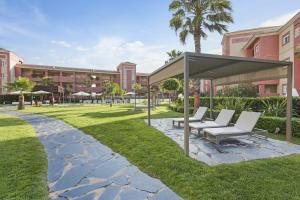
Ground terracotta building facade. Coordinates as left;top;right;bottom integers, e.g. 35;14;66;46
0;49;148;95
222;12;300;96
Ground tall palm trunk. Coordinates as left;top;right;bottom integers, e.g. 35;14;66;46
193;31;201;111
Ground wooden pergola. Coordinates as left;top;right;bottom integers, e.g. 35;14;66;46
147;52;293;156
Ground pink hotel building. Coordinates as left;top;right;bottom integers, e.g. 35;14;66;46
0;48;148;95
221;12;300;96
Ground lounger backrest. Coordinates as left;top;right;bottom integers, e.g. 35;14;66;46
234;111;261;132
194;107;208;120
215;109;235;126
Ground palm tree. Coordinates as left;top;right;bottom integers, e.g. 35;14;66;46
169;0;233;110
133;83;142;109
167;49;183;61
6;77;35;110
102;80;114;107
41;76;54;105
83;79;93;102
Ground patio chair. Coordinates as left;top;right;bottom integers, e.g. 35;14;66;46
189;109;235;134
203;111;262;144
172;107;208;127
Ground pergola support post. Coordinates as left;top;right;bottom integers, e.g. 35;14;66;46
286;63;293;142
210;80;214;119
147;77;151;126
184;53;190;156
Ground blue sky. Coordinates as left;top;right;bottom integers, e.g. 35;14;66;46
1;0;299;73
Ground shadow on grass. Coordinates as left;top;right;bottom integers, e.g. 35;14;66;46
79;109;144;119
0;117;27;127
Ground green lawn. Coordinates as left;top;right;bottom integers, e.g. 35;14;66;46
24;104;300;200
0;113;48;200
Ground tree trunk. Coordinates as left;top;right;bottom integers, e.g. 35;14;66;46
134;92;137;110
194;31;201;53
51;92;54;106
18;93;25;110
193;32;201;111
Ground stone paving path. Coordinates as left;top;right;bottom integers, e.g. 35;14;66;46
1;110;182;200
149;118;300;166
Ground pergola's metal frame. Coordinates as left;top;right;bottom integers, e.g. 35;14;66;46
147;52;293;156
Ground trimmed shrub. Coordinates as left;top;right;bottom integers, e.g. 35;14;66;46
169;105;300;136
176;96;300;117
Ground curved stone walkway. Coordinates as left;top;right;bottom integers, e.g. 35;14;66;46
2;110;182;200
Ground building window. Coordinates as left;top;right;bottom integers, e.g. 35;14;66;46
254;44;260;54
282;32;290;45
295;27;300;38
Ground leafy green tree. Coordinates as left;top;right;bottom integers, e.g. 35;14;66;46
169;0;233;110
41;76;53;86
83;79;93;103
6;77;35;110
41;76;55;105
223;83;258;97
65;84;73;102
133;83;142;109
162;78;180;106
102;80;115;107
167;49;182;61
83;79;92;93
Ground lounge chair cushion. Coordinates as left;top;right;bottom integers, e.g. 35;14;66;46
203;127;245;136
189;121;220;129
215;109;235;126
173;107;208;123
234;111;261;132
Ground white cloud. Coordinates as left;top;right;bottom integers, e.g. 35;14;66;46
0;22;34;37
89;37;167;72
51;40;71;48
30;6;47;24
44;37;168;73
75;46;89;52
205;48;222;55
260;10;300;27
48;49;56;56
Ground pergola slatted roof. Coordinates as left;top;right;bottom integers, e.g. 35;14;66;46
147;52;294;156
150;53;291;85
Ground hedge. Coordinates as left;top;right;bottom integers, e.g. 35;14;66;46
169;105;300;136
0;95;32;104
176;96;300;117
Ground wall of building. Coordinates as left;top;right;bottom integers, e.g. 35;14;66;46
0;51;9;95
252;35;279;60
13;64;148;95
221;14;300;96
294;17;300;94
222;33;253;56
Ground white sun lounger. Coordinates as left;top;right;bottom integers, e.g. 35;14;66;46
189;109;235;134
172;107;208;127
203;111;262;144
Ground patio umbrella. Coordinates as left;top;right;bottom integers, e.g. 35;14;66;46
72;91;90;96
125;92;135;96
9;91;31;95
32;90;50;95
